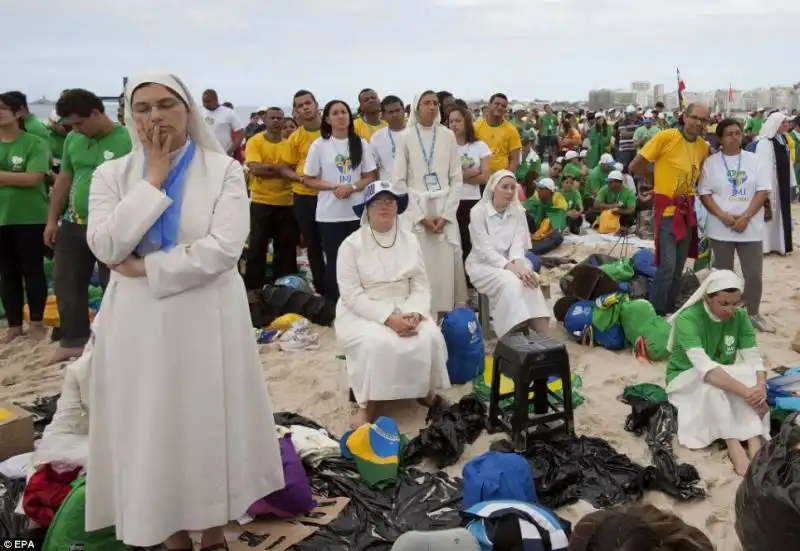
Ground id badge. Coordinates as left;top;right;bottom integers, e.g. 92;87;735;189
423;172;441;192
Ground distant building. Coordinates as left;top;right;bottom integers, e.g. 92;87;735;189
588;89;613;111
653;84;665;104
631;81;651;92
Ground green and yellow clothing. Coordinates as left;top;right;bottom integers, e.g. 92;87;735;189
0;132;50;226
744;116;764;135
586;126;612;168
283;126;321;196
666;302;756;384
585;166;608;200
61;125;132;224
474;119;523;174
244;133;293;206
562;162;584;184
354;118;387;143
22;114;49;141
632;125;660;153
562;187;583;212
515;150;542;184
538;113;558;137
523;191;568;232
595;184;636;209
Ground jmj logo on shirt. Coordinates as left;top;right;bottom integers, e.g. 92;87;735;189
10;156;24;171
726;169;749;201
460;153;475;169
335;154;353;185
103;150;115;161
724;334;736;356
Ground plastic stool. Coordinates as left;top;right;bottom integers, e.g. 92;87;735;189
487;331;575;451
477;294;495;339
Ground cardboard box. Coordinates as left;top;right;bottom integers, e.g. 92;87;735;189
0;402;34;462
296;497;350;526
227;520;317;551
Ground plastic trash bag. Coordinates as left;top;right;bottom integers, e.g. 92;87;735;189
735;415;800;551
0;473;27;538
403;395;487;469
249;286;336;328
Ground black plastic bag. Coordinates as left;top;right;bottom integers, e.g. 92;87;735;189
17;395;59;439
0;474;27;538
624;399;705;501
735;416;800;550
403;395;487;469
251;286;336;328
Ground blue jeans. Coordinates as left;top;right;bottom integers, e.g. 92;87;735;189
650;216;690;315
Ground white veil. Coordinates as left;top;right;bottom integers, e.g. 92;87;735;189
123;72;226;155
407;91;442;127
758;112;788;140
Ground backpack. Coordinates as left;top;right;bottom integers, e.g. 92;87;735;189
42;476;126;551
462;452;537;509
441;307;485;384
464;500;571;551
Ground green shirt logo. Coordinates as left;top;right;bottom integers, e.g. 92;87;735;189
10;156;24;171
103;150;115;161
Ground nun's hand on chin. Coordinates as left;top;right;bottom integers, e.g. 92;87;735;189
137;122;171;188
111;256;146;278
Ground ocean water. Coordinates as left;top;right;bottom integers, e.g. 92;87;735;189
29;103;264;125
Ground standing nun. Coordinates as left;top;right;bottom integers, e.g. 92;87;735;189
393;90;467;316
84;73;284;549
755;111;796;255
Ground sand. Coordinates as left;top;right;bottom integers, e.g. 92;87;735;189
2;226;799;550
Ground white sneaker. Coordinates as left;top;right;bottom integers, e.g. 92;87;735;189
278;320;320;351
749;314;776;334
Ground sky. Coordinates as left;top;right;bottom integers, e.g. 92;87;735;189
4;0;799;107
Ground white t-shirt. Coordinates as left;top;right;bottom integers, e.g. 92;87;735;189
371;127;403;181
202;106;243;152
458;140;491;200
304;136;377;222
697;150;770;242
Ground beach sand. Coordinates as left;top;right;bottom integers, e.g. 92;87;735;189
2;232;799;550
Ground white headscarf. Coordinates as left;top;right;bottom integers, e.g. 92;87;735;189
666;269;743;352
479;169;526;217
758;111;788;140
123;72;226;155
407;91;442;128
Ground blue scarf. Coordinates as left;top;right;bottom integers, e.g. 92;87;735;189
138;139;196;254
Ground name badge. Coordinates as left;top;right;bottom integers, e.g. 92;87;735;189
423;173;441;192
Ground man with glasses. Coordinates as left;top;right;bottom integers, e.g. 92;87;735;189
630;103;711;316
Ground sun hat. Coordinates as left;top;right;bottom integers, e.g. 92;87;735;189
352;179;409;218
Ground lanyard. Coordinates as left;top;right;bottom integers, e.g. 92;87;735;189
388;130;396;157
720;153;742;192
414;123;437;173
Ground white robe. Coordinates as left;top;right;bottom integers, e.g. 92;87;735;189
465;204;550;337
667;348;770;449
393;123;468;313
84;146;284;546
335;224;450;405
755;137;797;254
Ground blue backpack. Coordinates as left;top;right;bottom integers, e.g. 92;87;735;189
563;300;594;337
631;248;656;278
441;307;484;384
462;452;537;509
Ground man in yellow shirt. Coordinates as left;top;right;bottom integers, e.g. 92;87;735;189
244;107;298;290
630;102;710;315
280;90;325;295
354;88;387;142
474;93;522;176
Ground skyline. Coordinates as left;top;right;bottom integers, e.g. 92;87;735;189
6;0;799;105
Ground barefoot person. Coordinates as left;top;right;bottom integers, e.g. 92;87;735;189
84;72;283;549
0;92;51;342
666;269;769;476
335;180;449;426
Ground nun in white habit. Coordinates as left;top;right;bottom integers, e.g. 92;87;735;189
666;270;769;476
84;73;284;549
755;111;796;255
393;90;468;316
465;170;550;337
335;180;450;427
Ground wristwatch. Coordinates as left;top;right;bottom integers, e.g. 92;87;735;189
351;183;358;191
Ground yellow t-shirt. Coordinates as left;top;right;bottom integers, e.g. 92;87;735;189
354;118;387;142
474;119;523;174
284;126;322;196
639;129;709;217
244;134;293;207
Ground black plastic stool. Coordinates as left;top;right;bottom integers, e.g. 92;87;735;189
487;332;575;451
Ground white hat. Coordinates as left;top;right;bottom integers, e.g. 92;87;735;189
536;178;556;191
564;150;579;161
607;170;623;181
257;106;269;112
614;162;624;172
353;180;409;217
511;103;526;112
658;112;666;119
556;156;564;164
599;153;615;165
625;105;637;114
579;149;588;158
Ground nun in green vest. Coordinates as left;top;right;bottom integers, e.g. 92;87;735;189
665;270;769;476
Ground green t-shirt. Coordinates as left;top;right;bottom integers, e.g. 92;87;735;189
516;151;542;183
562;162;584;183
596;184;636;209
23;114;50;142
562;187;583;211
633;125;660;152
539;113;558;137
62;125;132;224
0;132;51;226
666;302;756;383
48;129;67;161
586;166;607;199
744;117;764;135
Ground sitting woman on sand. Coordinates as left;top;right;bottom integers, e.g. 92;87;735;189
84;72;284;550
666;269;770;476
335;180;450;427
568;504;713;551
466;170;550;337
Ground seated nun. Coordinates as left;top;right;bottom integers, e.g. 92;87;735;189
335;180;450;427
465;170;551;337
666;269;769;476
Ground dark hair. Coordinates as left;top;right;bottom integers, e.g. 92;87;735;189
447;105;477;144
320;100;363;168
56;88;104;118
454;98;469;109
436;91;453;103
0;92;27;130
380;95;403;112
489;93;508;104
265;106;283;114
283;117;297;125
4;91;28;111
358;88;375;102
655;101;665;109
293;89;317;108
222;101;234;109
715;118;743;140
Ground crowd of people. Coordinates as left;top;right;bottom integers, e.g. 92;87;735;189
0;76;796;548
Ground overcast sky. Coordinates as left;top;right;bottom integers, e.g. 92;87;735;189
5;0;797;106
